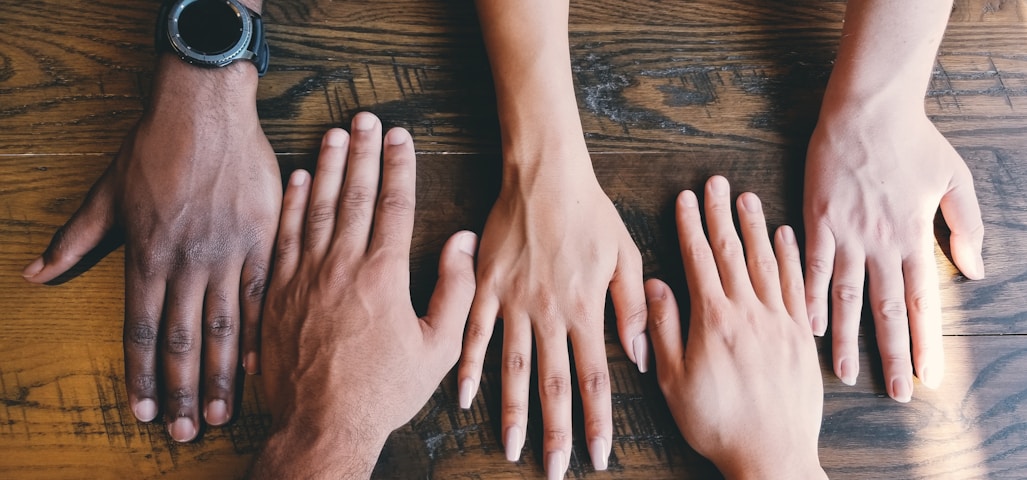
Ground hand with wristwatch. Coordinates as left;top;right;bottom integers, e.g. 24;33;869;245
23;0;280;443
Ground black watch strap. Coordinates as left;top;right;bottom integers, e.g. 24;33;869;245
155;0;270;77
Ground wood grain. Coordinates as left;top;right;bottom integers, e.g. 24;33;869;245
2;0;1027;478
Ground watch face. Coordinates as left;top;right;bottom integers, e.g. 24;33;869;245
168;0;254;67
178;0;242;55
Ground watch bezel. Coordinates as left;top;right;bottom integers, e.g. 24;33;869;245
166;0;255;68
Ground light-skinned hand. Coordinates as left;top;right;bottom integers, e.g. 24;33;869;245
647;176;826;480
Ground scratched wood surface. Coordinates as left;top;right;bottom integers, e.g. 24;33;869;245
1;0;1026;478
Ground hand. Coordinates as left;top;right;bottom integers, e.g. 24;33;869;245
804;107;984;401
646;176;825;480
457;147;647;476
250;114;478;479
21;57;281;440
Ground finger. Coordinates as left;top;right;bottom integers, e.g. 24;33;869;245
240;243;272;376
676;190;722;300
611;240;649;373
162;277;206;442
940;164;985;279
804;221;836;336
272;170;312;287
203;275;241;426
332;112;383;253
534;325;572;479
423;231;479;364
123;260;165;424
303;128;350;257
568;314;613;472
904;246;944;390
774;226;809;328
830;246;865;386
499;314;533;463
368;127;416;254
23;169;116;283
457;286;499;410
704;176;752;297
867;254;914;403
645;279;684;376
737;192;782;305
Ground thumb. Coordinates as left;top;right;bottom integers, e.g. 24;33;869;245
423;231;479;354
939;165;985;280
23;169;116;283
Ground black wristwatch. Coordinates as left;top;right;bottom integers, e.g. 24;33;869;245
155;0;270;76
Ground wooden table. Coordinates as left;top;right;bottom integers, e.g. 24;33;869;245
2;0;1026;478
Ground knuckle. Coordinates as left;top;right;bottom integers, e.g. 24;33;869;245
464;320;491;344
910;292;934;314
166;328;196;355
503;402;527;419
243;265;269;303
541;375;571;399
305;202;337;228
341;186;375;210
125;320;158;349
833;284;863;306
504;352;530;376
131;374;157;393
580;370;610;396
208;373;233;393
684;242;714;263
649;307;679;336
544;428;571;446
876;298;908;324
376;191;413;218
807;257;832;276
751;255;778;275
714;238;744;258
206;315;236;339
169;387;197;408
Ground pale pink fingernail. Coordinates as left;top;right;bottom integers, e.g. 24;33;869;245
708;175;729;195
679;190;697;208
168;417;197;442
458;378;475;410
457;232;478;257
589;437;609;471
22;257;44;278
779;226;796;245
244;352;259;375
891;376;912;403
386;127;410;145
838;358;857;386
290;169;308;186
352;112;377;132
133;399;157;422
741;193;761;212
632;333;649;373
546;450;567;480
205;399;229;426
504;425;523;462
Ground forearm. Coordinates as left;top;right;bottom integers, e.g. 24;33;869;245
475;0;589;177
823;0;951;114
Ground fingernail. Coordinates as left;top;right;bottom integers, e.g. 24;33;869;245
741;193;761;212
133;399;157;422
205;399;229;426
244;352;258;375
838;358;857;386
589;437;609;471
457;232;478;257
810;314;826;337
546;450;567;480
632;333;649;373
386;127;410;145
779;225;796;245
645;280;665;300
679;190;697;208
504;425;523;462
22;257;44;278
352;112;376;131
325;128;348;146
458;377;475;409
972;256;986;279
290;169;308;186
168;417;196;442
919;366;937;389
709;175;728;196
891;376;912;403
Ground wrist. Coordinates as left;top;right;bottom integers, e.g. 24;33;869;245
251;411;388;480
718;451;827;480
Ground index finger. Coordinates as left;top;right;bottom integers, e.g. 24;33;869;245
368;127;416;254
676;189;722;300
